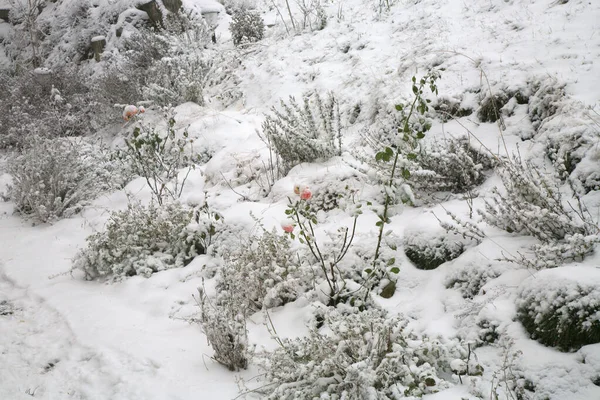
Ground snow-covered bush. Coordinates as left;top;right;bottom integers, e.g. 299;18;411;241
196;287;249;371
261;92;342;173
410;137;494;195
118;110;201;205
0;68;110;149
259;308;463;398
528;78;565;132
516;267;600;352
480;159;592;243
105;12;213;107
445;263;502;299
404;231;468;270
216;229;305;312
7;137;110;223
477;92;509;123
73;201;221;280
229;8;264;46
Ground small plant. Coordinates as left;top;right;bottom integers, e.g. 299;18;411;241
216;228;304;312
229;8;265;46
445;263;502;299
480;158;594;243
409;137;494;195
7;137;108;223
516;267;600;352
196;287;249;371
404;231;467;270
73;201;221;280
283;184;361;306
118;109;200;205
258;308;463;399
261;92;342;173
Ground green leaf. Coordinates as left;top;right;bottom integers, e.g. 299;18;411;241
390;267;400;274
407;153;417;160
387;258;396;266
401;168;411;179
375;221;383;227
285;209;293;215
416;132;425;139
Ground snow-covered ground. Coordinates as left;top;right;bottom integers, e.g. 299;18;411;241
1;0;600;399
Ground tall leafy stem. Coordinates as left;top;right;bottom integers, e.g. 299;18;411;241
364;71;440;298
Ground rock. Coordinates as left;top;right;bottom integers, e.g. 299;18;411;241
90;36;106;62
162;0;182;13
0;8;10;23
136;0;163;29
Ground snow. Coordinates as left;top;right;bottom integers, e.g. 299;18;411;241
1;0;600;398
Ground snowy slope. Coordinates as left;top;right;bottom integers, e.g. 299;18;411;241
1;0;600;399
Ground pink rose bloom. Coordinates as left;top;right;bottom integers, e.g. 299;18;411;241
300;188;312;200
281;221;294;233
123;105;139;121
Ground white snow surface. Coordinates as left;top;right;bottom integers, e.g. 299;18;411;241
1;0;600;399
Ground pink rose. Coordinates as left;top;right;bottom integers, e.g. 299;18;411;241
300;188;312;201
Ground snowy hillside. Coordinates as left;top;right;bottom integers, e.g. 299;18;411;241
1;0;600;399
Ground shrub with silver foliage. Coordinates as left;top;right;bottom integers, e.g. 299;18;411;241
197;287;249;371
73;201;220;280
229;8;265;46
259;308;463;399
216;229;305;312
7;137;115;223
261;92;342;173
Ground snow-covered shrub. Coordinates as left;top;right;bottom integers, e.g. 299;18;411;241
480;159;592;243
73;201;221;280
117;109;201;205
511;233;600;270
445;263;502;299
262;92;342;173
516;267;600;352
432;96;473;122
404;231;468;270
229;8;264;46
477;318;500;345
410;137;494;195
259;308;463;398
7;137;108;223
196;287;249;371
106;12;213;107
0;68;110;149
528;78;565;132
477;92;509;123
216;229;305;312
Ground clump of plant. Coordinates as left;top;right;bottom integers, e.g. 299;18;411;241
118;108;201;205
528;78;565;132
481;158;593;242
409;136;494;195
404;231;467;270
477;92;509;123
216;228;305;312
516;268;600;352
261;92;342;174
73;201;221;280
480;156;599;269
432;96;473;122
0;68;110;149
7;137;111;223
258;308;464;399
229;7;265;46
196;286;249;371
445;263;502;299
101;12;213;107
